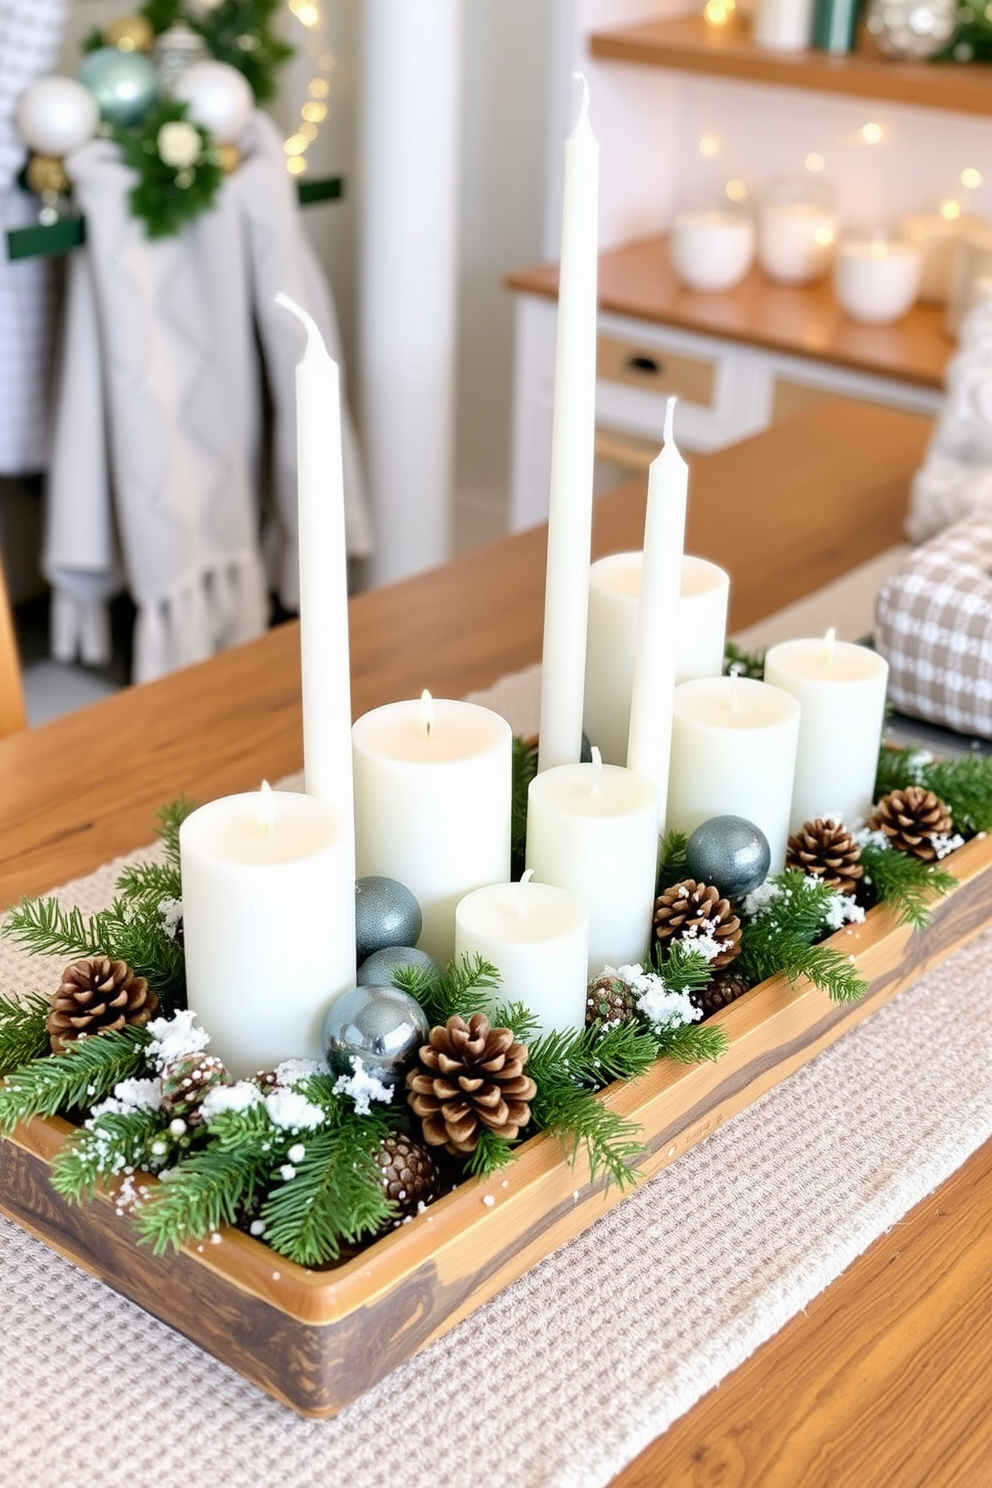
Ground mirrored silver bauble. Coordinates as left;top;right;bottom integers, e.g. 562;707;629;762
355;876;423;963
357;945;441;986
78;47;158;127
686;815;771;898
321;984;429;1084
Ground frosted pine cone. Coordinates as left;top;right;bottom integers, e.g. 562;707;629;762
653;880;741;968
868;787;954;862
786;818;864;895
407;1013;536;1156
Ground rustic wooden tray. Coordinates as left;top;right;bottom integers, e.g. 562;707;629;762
2;831;991;1418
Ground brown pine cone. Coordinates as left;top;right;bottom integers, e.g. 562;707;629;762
868;786;954;862
373;1131;442;1220
690;970;750;1020
585;973;635;1028
160;1053;230;1129
406;1012;537;1156
786;818;864;895
47;958;158;1054
653;880;741;968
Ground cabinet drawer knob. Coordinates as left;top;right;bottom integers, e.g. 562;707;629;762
626;353;663;376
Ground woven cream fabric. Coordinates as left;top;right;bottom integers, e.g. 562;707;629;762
2;677;992;1487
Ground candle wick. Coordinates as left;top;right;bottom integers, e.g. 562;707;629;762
590;744;603;796
572;70;590;117
729;662;744;711
823;626;836;664
663;394;676;446
517;868;534;917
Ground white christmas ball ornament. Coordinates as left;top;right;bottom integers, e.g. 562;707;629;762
173;61;252;145
16;76;99;156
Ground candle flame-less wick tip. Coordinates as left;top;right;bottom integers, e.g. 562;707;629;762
590;744;604;795
274;292;328;358
516;867;534;917
572;71;590;117
663;396;677;446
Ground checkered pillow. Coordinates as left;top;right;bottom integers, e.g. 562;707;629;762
875;510;992;739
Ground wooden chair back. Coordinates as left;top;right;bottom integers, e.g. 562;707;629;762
0;560;27;736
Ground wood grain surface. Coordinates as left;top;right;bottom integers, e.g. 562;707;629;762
506;234;952;390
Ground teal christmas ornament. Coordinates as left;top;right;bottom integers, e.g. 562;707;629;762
355;876;423;963
686;815;771;898
357;945;441;986
79;47;158;127
322;984;429;1085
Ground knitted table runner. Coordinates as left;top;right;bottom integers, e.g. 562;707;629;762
3;619;991;1487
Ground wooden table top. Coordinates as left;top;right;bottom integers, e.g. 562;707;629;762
506;233;953;391
3;398;988;1484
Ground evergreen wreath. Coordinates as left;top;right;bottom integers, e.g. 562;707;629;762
111;100;223;241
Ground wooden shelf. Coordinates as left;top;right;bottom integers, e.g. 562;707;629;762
505;233;952;390
588;15;992;117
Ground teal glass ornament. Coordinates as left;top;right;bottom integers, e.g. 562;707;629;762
686;815;771;899
79;48;158;127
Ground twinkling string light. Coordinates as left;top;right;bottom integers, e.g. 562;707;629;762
283;0;335;176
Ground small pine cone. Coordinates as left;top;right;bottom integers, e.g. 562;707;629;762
585;973;635;1028
406;1012;537;1157
786;818;864;895
48;957;158;1054
653;879;741;969
691;970;751;1020
160;1053;230;1129
868;786;954;862
373;1131;442;1220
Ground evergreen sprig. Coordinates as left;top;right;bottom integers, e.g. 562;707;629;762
650;940;717;1000
511;734;539;878
393;954;501;1028
657;830;690;893
859;839;957;930
0;991;51;1074
738;871;866;1002
0;1026;151;1135
113;101;222;241
51;1106;167;1203
723;640;765;680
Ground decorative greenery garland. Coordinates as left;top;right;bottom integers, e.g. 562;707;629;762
0;740;988;1268
112;100;223;241
138;0;294;104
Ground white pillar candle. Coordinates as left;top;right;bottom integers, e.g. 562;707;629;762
763;632;889;832
353;694;512;963
946;218;992;337
526;752;661;975
180;787;356;1078
898;212;962;305
584;553;730;767
753;0;815;49
670;208;755;293
274;295;354;835
833;238;922;325
455;874;589;1035
758;196;838;285
537;75;600;774
627;400;689;831
667;676;801;873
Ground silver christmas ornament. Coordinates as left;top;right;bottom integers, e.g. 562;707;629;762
321;984;429;1084
865;0;956;57
152;22;210;98
357;945;441;986
686;815;771;898
355;876;423;963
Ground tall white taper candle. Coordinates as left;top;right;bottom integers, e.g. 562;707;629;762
274;293;355;849
537;74;600;774
626;397;689;830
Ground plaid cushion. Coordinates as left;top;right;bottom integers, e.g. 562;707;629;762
875;509;992;739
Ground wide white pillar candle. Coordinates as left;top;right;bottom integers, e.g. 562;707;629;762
753;0;815;49
670;208;755;293
758;189;838;285
526;754;661;975
764;633;889;832
667;676;801;873
833;239;922;325
584;553;729;766
537;75;600;773
455;875;589;1036
274;294;354;831
180;788;356;1078
353;695;512;963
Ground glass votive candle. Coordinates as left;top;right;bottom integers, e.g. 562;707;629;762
833;236;922;324
670;202;755;293
757;178;839;285
898;210;964;305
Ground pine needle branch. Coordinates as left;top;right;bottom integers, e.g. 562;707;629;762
465;1127;519;1179
156;796;196;868
511;734;538;878
657;830;690;892
0;991;51;1074
394;954;501;1028
739;928;865;1002
651;1020;728;1063
2;896;105;961
860;840;957;929
649;940;716;996
51;1107;167;1203
0;1026;152;1134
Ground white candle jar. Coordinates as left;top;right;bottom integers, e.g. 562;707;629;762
753;0;815;49
666;676;801;873
670;206;755;293
525;761;661;976
764;637;889;832
833;237;922;325
898;212;963;305
584;553;730;766
758;179;839;286
353;697;512;964
180;789;356;1078
455;879;590;1035
946;218;992;338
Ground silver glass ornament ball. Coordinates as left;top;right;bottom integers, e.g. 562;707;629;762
78;47;158;127
355;876;423;963
357;945;441;986
686;815;771;898
322;984;429;1085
